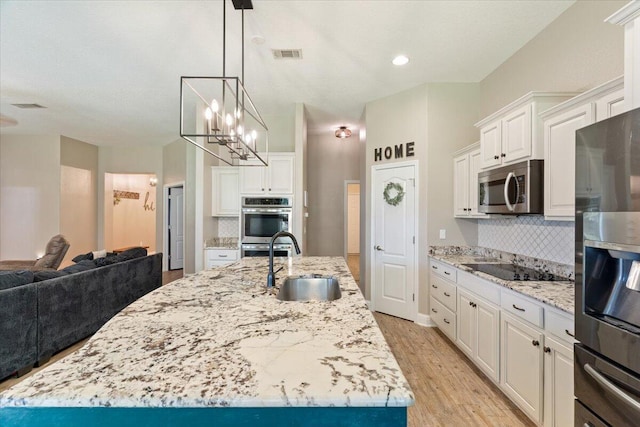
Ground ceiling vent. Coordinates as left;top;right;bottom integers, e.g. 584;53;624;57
272;49;303;60
11;103;47;109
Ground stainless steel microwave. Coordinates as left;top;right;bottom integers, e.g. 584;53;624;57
478;160;544;215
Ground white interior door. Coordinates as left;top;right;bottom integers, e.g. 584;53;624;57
372;163;416;320
347;189;360;254
169;186;184;270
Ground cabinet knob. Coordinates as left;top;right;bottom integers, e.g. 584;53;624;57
261;188;265;191
472;302;477;308
532;340;540;347
494;155;499;160
269;188;272;191
544;346;551;353
501;153;506;157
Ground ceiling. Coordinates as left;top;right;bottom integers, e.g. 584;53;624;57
0;0;574;147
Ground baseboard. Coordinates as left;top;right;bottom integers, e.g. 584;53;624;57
415;313;436;327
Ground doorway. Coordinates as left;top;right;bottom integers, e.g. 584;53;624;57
104;173;157;253
371;161;418;321
165;184;184;271
344;181;360;284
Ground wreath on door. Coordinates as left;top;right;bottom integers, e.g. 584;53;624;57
383;182;405;206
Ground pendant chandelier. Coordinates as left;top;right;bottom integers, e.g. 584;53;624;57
180;0;268;166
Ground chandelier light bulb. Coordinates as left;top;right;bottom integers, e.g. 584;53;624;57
211;99;219;112
235;108;242;120
245;133;252;144
251;129;257;140
205;107;213;120
226;113;233;126
237;125;243;135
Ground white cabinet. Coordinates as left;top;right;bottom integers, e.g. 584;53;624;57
204;248;239;269
457;288;500;382
476;92;577;170
501;312;544;424
239;153;295;195
429;259;457;341
211;167;239;216
453;143;486;218
540;77;624;220
543;336;574;427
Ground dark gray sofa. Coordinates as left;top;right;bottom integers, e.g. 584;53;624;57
0;251;162;380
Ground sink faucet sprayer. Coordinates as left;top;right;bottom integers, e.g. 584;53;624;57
267;231;301;288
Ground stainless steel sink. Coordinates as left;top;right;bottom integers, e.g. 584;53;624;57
277;274;342;301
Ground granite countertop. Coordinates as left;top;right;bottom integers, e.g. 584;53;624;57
204;237;239;249
0;257;414;409
430;253;574;315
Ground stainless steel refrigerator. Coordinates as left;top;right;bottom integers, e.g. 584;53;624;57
574;107;640;426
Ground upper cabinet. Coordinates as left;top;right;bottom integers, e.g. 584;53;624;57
239;152;295;195
453;143;486;218
540;77;624;220
476;93;578;170
211;166;239;216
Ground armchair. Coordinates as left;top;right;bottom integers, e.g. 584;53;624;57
0;234;70;271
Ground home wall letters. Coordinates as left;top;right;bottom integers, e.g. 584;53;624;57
374;142;415;162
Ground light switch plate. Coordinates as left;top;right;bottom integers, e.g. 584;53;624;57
439;229;446;239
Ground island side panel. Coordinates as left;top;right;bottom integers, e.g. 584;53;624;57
0;406;407;427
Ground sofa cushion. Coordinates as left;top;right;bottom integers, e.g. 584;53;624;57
71;252;94;263
114;247;148;263
93;254;119;268
61;260;96;275
0;270;35;290
33;270;69;282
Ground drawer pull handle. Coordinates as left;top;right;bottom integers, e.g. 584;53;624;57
444;271;451;276
512;304;526;312
444;292;451;297
218;255;228;258
432;284;438;289
544;346;551;353
532;340;540;347
432;266;438;270
443;319;450;324
431;308;438;314
565;329;575;338
584;363;640;413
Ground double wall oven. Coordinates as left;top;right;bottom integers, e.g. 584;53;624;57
574;108;640;427
240;196;292;257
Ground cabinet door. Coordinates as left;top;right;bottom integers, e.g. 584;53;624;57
475;300;500;383
267;154;294;194
239;165;266;194
480;120;502;169
502;104;532;164
212;167;239;216
595;89;625;122
543;336;574;427
453;154;470;217
544;103;594;218
456;290;475;358
468;149;485;217
501;313;544;424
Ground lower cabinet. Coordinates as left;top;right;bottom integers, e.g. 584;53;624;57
204;248;239;269
501;312;545;424
543;336;574;427
456;289;500;382
430;296;456;341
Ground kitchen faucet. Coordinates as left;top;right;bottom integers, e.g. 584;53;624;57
267;231;301;288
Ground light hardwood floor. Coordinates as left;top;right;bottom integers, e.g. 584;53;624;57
374;312;534;427
2;271;533;427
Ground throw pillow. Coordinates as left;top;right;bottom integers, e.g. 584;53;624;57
92;249;107;259
61;259;96;275
115;247;148;262
72;252;94;263
33;270;69;282
0;270;35;290
94;255;119;268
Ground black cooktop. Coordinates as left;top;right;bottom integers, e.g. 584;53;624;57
463;263;565;282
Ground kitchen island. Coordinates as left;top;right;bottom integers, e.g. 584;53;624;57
0;257;414;426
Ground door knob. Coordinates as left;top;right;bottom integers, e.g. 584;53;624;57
375;245;384;251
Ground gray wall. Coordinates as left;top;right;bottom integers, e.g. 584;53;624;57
479;0;626;117
307;132;360;256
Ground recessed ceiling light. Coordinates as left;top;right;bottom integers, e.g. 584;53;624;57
392;55;409;66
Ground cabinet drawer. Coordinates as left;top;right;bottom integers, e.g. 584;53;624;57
430;296;456;341
430;275;456;312
545;310;575;343
205;249;239;262
430;259;457;282
501;290;543;328
457;270;501;306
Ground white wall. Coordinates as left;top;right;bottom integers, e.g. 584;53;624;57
307;131;360;256
264;111;295;152
294;104;308;253
60;136;98;266
0;135;61;259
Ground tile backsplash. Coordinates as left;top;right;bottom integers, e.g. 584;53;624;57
218;217;239;238
478;216;574;265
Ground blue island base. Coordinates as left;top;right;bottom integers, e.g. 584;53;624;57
0;406;407;427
